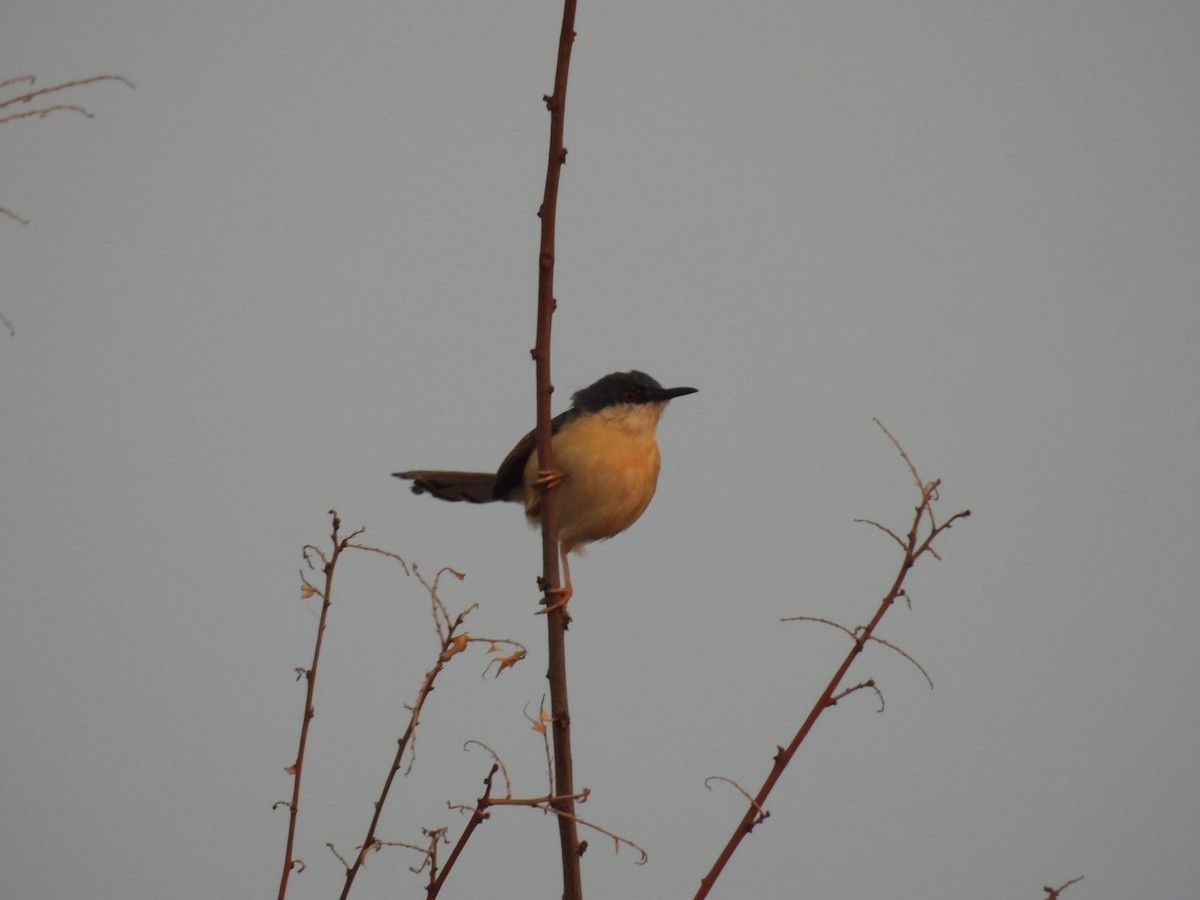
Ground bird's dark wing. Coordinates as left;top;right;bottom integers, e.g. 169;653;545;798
492;431;534;500
491;407;579;500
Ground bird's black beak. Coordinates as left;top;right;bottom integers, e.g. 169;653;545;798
658;386;698;401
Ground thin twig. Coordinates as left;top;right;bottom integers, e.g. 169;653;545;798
525;697;556;794
454;784;648;865
704;777;769;828
0;75;133;125
406;828;449;879
546;803;648;865
781;615;858;641
463;740;514;798
412;562;466;641
366;835;441;875
0;76;36;93
783;616;934;690
0;104;94;125
829;679;884;711
428;765;500;899
853;517;906;551
1043;875;1085;898
326;843;352;869
872;418;922;492
869;635;933;689
0;74;134;110
344;542;412;575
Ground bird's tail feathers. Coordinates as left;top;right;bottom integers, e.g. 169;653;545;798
394;471;502;504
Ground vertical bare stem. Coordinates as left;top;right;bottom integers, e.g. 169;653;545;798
534;2;582;897
278;512;349;899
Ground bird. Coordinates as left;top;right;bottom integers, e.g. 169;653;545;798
395;370;697;613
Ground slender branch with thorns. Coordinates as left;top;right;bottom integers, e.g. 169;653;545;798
277;512;361;900
427;766;500;898
530;2;584;897
695;424;969;898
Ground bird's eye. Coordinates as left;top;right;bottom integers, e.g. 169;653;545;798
622;389;637;403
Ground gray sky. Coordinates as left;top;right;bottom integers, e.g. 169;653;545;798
4;3;1199;898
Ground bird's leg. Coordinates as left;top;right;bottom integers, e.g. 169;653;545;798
538;545;573;620
533;468;570;617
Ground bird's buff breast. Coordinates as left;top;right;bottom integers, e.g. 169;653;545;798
522;405;663;552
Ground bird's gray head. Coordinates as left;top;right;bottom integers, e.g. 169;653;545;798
570;370;698;413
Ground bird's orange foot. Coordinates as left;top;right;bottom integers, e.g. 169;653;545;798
537;583;573;620
533;468;566;491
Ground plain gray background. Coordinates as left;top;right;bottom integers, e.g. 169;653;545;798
3;3;1198;898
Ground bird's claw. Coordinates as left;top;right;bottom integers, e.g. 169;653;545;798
537;583;573;620
533;468;565;491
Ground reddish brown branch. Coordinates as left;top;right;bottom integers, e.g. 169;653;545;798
427;765;500;899
0;104;92;124
1043;875;1085;898
278;511;359;899
695;430;969;898
0;75;134;124
532;2;583;898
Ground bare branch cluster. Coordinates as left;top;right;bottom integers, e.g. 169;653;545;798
0;74;134;228
276;512;526;900
0;74;134;125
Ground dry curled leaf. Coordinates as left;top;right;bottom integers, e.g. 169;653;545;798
439;633;469;662
492;649;526;675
